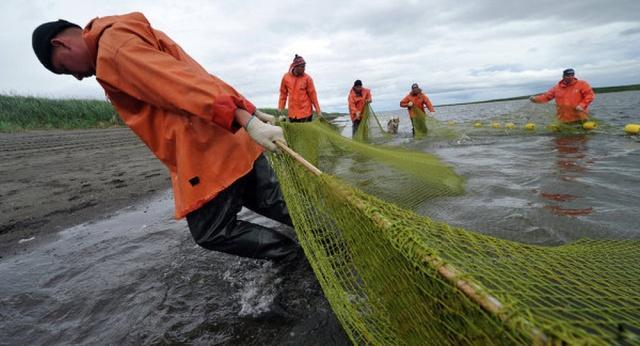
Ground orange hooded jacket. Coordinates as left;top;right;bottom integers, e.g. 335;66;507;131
533;78;595;123
348;87;372;121
82;12;263;219
278;72;321;119
400;92;435;118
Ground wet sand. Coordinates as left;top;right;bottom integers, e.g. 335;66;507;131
0;128;171;257
0;128;348;344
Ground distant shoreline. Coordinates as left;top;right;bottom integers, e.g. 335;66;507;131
437;83;640;108
2;83;638;131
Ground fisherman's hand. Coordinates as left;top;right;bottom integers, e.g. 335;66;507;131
275;108;287;123
355;111;361;119
245;116;286;152
529;96;536;102
254;110;276;125
407;101;414;107
575;105;585;112
315;111;324;119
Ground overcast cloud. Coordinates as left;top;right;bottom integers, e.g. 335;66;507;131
1;0;639;112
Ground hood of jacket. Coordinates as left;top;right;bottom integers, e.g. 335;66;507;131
82;12;151;65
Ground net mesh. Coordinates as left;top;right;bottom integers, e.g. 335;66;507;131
410;107;429;138
269;120;640;345
370;103;623;141
353;104;389;142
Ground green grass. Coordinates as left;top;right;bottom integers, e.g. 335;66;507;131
0;94;121;132
0;95;347;132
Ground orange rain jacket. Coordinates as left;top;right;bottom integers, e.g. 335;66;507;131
278;72;321;119
348;87;372;121
83;12;263;219
533;78;595;123
400;92;435;118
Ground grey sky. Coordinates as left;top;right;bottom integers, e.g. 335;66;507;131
1;0;639;112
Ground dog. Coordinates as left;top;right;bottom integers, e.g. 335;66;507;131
387;117;399;134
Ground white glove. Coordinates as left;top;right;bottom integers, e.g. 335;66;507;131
529;96;536;102
245;116;286;152
575;105;585;112
407;101;414;107
254;110;276;125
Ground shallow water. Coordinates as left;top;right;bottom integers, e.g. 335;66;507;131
0;192;347;345
1;91;637;345
341;90;640;245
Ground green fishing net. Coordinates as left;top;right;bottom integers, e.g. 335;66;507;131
353;104;388;142
268;120;640;345
410;107;429;138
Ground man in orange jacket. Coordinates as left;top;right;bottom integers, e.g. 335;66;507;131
278;55;321;122
400;83;435;135
32;13;300;261
348;80;372;136
529;68;595;123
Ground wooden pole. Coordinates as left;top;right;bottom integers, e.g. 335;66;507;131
274;139;322;176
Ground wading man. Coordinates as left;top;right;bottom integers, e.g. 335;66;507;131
348;80;372;137
278;54;322;122
529;68;595;123
32;12;300;261
400;83;435;136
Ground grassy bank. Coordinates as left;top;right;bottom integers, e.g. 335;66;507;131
259;108;344;120
0;94;121;132
593;84;640;93
0;96;345;132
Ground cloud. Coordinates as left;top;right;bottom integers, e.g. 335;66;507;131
619;27;640;36
1;0;639;112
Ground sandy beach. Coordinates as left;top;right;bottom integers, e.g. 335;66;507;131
0;127;171;256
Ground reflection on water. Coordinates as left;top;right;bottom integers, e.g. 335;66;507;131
540;135;593;217
541;135;593;217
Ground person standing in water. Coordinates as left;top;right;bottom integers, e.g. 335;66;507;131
400;83;435;136
348;80;372;136
529;68;595;123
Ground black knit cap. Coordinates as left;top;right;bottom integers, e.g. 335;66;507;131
563;68;575;76
353;79;362;87
32;19;81;73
